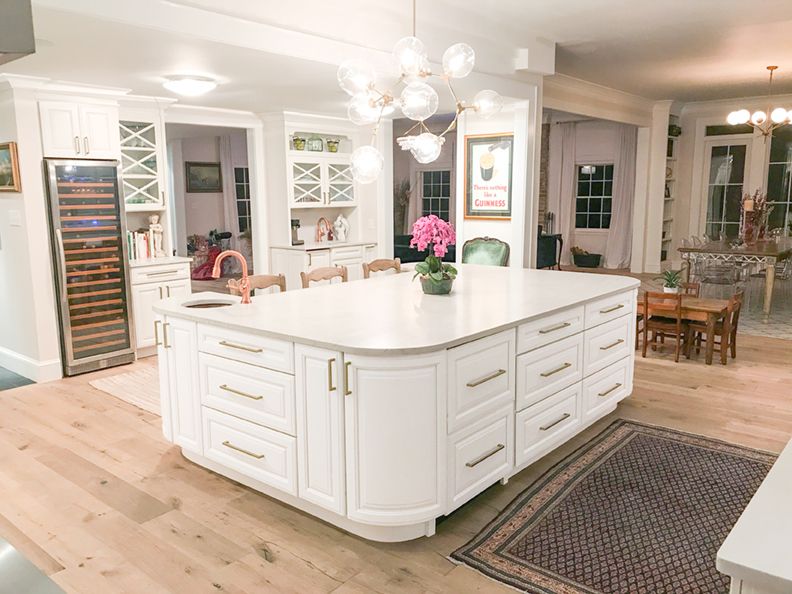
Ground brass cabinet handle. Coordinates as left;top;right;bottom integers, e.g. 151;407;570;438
539;321;571;335
598;383;623;397
158;286;163;299
154;320;162;346
222;440;265;459
166;285;171;297
147;270;179;277
600;303;625;314
600;339;625;351
466;369;506;388
540;362;571;378
540;413;571;431
465;443;505;468
219;340;263;353
83;136;90;154
344;361;352;396
162;322;171;348
328;358;336;392
74;136;81;154
219;384;263;400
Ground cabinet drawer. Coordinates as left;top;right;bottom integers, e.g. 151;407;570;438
515;383;581;468
130;263;190;285
516;333;583;412
447;330;515;433
517;305;584;354
203;407;297;495
448;406;513;511
585;290;635;329
582;356;632;423
583;316;632;377
199;353;296;435
197;324;293;373
330;245;364;261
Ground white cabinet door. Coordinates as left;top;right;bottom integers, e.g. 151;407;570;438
289;158;324;206
39;101;82;158
155;313;173;442
164;316;202;453
164;278;191;300
131;283;162;349
295;345;346;515
79;104;120;158
326;160;355;205
345;352;446;525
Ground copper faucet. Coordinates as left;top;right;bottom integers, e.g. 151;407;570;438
212;250;251;304
315;217;333;243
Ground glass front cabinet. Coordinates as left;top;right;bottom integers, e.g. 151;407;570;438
119;115;166;211
288;155;356;208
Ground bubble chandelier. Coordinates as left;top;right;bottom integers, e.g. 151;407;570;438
727;66;792;138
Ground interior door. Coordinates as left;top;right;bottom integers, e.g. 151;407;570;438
701;140;751;239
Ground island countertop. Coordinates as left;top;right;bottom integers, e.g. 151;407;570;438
153;264;639;355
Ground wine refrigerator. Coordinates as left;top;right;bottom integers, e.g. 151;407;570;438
44;159;136;376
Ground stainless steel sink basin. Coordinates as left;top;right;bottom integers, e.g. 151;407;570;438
182;298;235;309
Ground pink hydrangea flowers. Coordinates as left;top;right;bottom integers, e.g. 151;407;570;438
409;215;456;258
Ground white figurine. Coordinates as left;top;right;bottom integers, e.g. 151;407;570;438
333;214;350;243
148;214;166;258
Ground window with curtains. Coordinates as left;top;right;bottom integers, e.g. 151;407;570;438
421;170;451;221
575;164;613;229
234;167;251;233
704;144;748;239
766;127;792;233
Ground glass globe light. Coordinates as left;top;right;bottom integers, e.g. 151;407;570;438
411;133;443;164
337;60;375;96
788;109;792;122
442;43;475;78
350;145;383;184
473;89;503;119
751;110;767;125
735;109;751;124
726;111;741;126
771;107;788;123
393;36;427;77
400;82;439;121
347;92;381;126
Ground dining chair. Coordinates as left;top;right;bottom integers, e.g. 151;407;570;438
681;282;700;297
300;266;348;289
642;291;687;363
228;274;286;295
461;237;510;266
689;290;744;362
362;258;401;279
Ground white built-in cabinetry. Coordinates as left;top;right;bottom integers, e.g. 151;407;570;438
271;243;377;290
289;154;355;207
39;100;120;159
119;110;168;211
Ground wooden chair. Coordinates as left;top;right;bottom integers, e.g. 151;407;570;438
228;274;286;295
300;266;348;289
461;237;510;266
642;291;687;363
689;290;744;362
681;282;701;297
362;258;401;279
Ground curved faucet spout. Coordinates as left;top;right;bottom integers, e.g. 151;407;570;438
212;250;251;304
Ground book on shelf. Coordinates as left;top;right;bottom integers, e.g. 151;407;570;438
126;230;154;261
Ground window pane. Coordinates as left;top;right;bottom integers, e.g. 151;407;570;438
767;164;789;201
603;181;613;196
576;198;588;213
724;186;743;223
234;168;245;183
728;146;746;184
604;165;614;179
591;181;604;196
575;214;587;228
589;197;602;213
602;214;611;228
441;170;450;183
602;198;612;214
588;214;601;229
577;181;589;196
708;186;725;222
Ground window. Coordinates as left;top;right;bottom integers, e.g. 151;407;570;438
704;144;747;239
421;170;451;221
575;164;613;229
234;167;251;233
766;127;792;233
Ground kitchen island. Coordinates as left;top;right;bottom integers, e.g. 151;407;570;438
153;264;639;542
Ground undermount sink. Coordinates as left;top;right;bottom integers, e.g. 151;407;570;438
182;297;236;309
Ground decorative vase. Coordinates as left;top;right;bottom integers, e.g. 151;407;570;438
420;276;454;295
663;286;680;294
292;136;306;150
326;139;340;153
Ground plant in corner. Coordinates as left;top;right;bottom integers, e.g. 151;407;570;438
658;269;683;293
410;215;457;295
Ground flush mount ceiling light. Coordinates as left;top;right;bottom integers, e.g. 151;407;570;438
162;75;217;97
727;66;791;138
338;0;503;183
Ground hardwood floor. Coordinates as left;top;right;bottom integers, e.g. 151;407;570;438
0;335;790;593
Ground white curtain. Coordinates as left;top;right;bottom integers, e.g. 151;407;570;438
547;122;577;265
604;125;637;269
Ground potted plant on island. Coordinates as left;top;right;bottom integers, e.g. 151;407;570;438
658;269;683;293
410;215;458;295
571;246;602;268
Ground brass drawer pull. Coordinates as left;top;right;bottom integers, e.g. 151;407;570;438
328;358;336;392
466;368;507;388
600;304;625;314
222;440;265;459
465;443;505;468
163;322;171;349
344;361;352;396
219;340;263;353
600;339;625;351
540;413;571;431
146;270;179;277
539;321;571;335
598;383;623;397
219;384;263;401
154;320;162;346
540;362;571;378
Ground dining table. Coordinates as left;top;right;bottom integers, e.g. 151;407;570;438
637;295;730;365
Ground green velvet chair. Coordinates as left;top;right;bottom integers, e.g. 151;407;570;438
461;237;510;266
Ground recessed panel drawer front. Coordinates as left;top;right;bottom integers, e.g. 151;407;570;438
516;305;584;354
199;352;296;435
447;330;514;433
130;263;189;285
330;245;364;261
582;356;632;423
583;316;632;377
197;323;294;373
203;407;297;495
584;290;635;329
515;383;581;468
448;406;513;511
516;333;583;411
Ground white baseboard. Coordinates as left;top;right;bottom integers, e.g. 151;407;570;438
0;346;62;383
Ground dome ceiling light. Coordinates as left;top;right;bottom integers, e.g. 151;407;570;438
727;66;791;138
162;75;218;97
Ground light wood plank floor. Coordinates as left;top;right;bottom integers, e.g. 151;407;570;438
1;335;790;594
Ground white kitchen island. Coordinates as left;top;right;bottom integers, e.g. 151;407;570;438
153;264;639;542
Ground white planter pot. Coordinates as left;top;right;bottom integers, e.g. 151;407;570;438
663;286;680;294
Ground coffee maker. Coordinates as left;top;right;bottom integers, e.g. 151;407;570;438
291;219;304;246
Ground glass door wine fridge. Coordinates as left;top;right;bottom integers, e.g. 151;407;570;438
44;159;136;376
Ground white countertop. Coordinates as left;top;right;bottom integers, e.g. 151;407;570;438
270;240;376;252
154;265;638;355
129;256;193;268
717;439;792;593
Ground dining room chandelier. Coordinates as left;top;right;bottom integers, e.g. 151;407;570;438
727;66;792;137
338;0;503;183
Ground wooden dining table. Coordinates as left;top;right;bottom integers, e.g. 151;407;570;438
637;295;730;365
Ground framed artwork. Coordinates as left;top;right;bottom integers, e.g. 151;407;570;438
186;161;222;193
0;142;21;192
464;133;513;219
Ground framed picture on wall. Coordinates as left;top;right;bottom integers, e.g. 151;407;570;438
464;133;513;220
0;141;21;192
186;161;222;193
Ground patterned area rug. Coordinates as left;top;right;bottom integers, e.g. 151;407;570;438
89;366;160;416
452;420;775;594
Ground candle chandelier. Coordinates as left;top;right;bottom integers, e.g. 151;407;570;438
727;66;792;138
338;0;503;183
